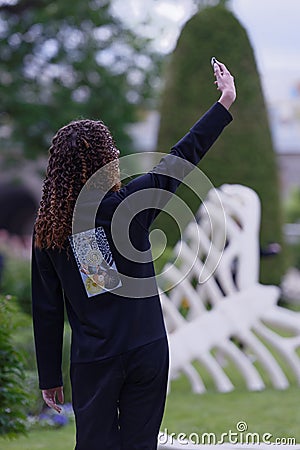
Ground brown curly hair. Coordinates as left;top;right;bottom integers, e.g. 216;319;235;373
34;119;121;250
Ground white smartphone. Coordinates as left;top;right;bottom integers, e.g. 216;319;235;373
211;56;217;68
211;56;223;74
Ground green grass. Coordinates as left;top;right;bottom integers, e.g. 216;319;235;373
3;306;300;448
0;424;75;450
1;376;299;449
162;377;300;443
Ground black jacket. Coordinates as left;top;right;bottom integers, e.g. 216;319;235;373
31;102;232;389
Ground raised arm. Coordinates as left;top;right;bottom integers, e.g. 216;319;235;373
114;60;236;229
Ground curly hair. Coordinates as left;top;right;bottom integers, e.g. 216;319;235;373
34;119;121;250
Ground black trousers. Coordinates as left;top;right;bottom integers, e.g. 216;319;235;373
70;337;169;450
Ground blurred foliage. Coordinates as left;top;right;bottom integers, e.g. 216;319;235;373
155;3;285;285
0;295;29;438
5;303;44;415
0;256;74;411
153;245;174;275
13;319;73;415
285;187;300;223
284;188;300;270
287;243;300;270
1;256;31;315
0;0;162;166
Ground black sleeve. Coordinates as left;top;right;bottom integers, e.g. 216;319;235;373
116;102;233;229
31;243;65;390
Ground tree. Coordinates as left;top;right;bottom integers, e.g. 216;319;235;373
0;0;160;164
155;2;285;285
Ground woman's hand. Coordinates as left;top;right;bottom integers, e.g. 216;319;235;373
42;386;64;413
213;60;236;110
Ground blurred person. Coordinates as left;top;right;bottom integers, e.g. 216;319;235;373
31;60;236;450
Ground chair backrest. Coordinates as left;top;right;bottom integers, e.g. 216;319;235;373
159;184;300;396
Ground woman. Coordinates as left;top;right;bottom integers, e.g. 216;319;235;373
32;60;236;450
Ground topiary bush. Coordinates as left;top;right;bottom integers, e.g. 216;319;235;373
155;2;285;285
0;295;29;437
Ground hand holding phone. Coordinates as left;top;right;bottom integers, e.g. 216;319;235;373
211;57;236;110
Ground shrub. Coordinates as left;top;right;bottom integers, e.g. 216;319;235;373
155;3;285;285
285;187;300;224
1;257;31;315
286;242;300;271
1;257;73;414
11;307;73;413
0;295;29;437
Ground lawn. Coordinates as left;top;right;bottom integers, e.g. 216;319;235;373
162;378;300;445
0;424;75;450
1;373;299;449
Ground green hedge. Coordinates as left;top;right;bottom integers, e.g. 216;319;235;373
1;257;31;316
10;302;73;413
0;296;29;437
0;255;74;409
155;3;285;285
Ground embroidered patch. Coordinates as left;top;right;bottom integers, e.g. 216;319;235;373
69;227;122;297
